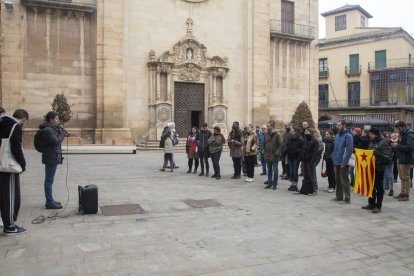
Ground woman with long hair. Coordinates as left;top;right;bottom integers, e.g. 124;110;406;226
208;126;226;180
186;127;199;174
243;124;258;182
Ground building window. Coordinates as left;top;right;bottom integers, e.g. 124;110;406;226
281;0;294;34
335;15;346;31
375;50;387;69
360;16;366;27
349;54;360;75
348;82;360;107
319;58;328;78
319;84;329;108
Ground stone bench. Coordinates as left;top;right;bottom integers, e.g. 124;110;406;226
112;138;135;145
62;136;82;145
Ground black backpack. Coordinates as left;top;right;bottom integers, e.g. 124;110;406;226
34;129;46;153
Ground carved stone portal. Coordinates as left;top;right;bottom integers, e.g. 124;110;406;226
147;18;229;139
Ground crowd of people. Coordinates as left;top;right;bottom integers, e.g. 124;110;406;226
160;119;413;213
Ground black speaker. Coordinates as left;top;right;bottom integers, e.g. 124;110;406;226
78;185;98;214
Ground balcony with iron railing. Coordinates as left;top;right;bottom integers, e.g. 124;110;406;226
319;69;329;79
368;58;414;71
21;0;96;13
270;20;315;42
345;65;362;77
319;98;414;109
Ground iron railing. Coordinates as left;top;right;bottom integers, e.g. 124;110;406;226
368;58;414;71
319;98;414;109
345;65;362;77
270;20;315;41
21;0;96;12
319;69;329;78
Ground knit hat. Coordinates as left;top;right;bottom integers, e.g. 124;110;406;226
368;127;380;137
353;127;362;135
167;122;175;129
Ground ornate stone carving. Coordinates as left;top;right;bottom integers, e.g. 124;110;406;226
179;64;201;81
157;107;170;122
159;63;171;73
215;109;225;123
149;50;156;62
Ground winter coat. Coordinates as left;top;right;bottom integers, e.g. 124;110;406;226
228;128;244;158
395;128;414;164
286;134;303;160
300;136;320;164
354;134;369;150
332;130;354;166
368;136;393;172
258;131;265;152
38;122;67;165
164;129;177;154
244;132;258;156
198;128;211;152
208;133;225;153
0;116;26;171
186;133;199;154
263;130;283;163
323;138;334;160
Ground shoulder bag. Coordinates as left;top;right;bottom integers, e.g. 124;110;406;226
0;123;23;173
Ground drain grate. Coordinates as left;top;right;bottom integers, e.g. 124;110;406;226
100;204;145;216
183;199;221;208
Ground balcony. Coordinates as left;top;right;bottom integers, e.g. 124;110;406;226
345;65;362;77
368;58;414;71
319;98;414;109
21;0;96;13
270;20;315;42
319;69;329;79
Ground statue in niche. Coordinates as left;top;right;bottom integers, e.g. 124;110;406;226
186;48;193;60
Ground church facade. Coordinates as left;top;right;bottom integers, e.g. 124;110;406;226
0;0;318;144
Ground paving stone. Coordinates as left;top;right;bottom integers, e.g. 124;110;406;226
0;151;413;275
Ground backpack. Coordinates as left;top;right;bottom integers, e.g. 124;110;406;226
172;131;179;146
34;129;46;153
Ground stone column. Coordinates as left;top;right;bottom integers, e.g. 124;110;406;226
95;0;131;143
251;0;270;125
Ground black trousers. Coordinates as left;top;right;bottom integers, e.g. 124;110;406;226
369;170;385;209
326;159;336;189
0;173;21;228
245;155;256;178
393;160;398;180
198;151;210;173
303;161;317;193
211;151;222;176
188;158;199;171
163;153;173;168
232;157;242;176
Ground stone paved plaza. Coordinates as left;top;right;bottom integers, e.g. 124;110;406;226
1;150;414;275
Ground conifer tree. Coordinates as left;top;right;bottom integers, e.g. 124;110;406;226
51;93;72;125
290;101;315;129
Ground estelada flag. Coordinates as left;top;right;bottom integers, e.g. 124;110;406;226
353;149;376;197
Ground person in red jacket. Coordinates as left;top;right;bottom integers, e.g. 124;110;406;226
186;127;199;174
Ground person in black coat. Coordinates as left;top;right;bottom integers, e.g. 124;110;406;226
286;127;303;192
297;128;319;196
197;123;212;176
37;112;68;209
0;109;29;235
323;130;336;193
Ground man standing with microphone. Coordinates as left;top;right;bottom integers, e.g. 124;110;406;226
37;111;68;209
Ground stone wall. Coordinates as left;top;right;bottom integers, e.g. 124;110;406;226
1;1;96;131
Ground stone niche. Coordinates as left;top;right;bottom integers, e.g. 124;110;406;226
147;18;229;140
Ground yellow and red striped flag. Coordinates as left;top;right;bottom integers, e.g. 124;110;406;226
353;149;376;197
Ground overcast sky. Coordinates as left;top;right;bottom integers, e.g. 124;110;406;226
319;0;414;38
